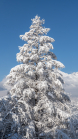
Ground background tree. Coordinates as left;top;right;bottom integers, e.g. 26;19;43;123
0;15;78;139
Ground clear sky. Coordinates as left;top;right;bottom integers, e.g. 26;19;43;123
0;0;78;81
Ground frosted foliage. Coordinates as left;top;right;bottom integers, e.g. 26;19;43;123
54;79;63;88
40;36;55;43
37;80;48;91
0;15;78;139
53;60;65;68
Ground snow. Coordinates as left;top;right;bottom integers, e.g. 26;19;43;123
40;36;55;43
54;79;63;88
53;60;65;68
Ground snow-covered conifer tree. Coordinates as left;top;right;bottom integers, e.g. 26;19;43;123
0;15;78;139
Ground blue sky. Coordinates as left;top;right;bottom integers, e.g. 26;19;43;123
0;0;78;81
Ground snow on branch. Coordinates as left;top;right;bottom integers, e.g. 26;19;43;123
53;60;65;68
40;36;55;43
